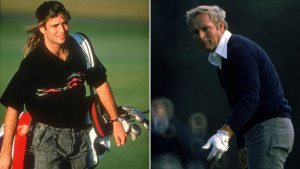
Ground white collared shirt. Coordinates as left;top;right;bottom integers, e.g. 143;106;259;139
208;30;232;69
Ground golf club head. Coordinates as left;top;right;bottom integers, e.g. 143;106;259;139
121;119;131;133
130;124;141;136
120;106;136;111
134;111;146;123
118;106;136;118
143;119;149;130
129;132;137;141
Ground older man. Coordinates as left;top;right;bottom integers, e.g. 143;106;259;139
186;5;294;169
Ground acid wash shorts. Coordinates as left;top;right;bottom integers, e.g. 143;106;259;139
32;122;95;169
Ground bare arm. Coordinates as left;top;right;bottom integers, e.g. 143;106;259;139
95;81;127;146
0;107;19;169
95;81;119;120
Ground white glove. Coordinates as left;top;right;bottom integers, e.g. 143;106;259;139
202;130;229;162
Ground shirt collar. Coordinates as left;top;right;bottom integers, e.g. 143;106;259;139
214;30;232;59
208;30;232;69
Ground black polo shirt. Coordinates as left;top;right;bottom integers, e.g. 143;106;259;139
0;35;107;128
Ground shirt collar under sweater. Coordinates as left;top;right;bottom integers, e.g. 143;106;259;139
208;30;232;69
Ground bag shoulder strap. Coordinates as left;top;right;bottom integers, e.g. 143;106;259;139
71;32;95;70
71;32;95;93
71;33;108;138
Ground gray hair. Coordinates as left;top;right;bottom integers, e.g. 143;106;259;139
186;5;228;31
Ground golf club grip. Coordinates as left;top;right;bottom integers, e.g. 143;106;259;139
210;157;215;169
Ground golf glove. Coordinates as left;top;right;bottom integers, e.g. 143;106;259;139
202;130;229;162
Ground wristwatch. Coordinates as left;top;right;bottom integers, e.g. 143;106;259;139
111;117;122;123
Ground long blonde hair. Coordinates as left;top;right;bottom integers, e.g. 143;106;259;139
24;24;43;57
24;1;71;57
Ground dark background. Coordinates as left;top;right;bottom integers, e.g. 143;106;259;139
151;0;299;168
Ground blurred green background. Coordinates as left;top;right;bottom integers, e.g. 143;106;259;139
0;0;149;169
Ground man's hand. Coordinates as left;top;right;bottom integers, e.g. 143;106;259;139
239;147;247;169
202;130;229;162
95;82;127;146
0;152;12;169
113;121;127;147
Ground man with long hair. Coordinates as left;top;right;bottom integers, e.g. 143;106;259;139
186;5;294;169
0;1;127;168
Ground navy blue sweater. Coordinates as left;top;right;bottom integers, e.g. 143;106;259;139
217;34;291;148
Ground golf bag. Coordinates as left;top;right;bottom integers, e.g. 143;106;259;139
0;112;34;169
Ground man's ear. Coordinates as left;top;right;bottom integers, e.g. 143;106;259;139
219;22;225;30
39;26;45;34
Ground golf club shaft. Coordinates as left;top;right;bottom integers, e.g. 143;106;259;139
210;157;215;169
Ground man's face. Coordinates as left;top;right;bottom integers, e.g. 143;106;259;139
40;14;69;47
152;102;170;134
189;115;207;137
189;14;223;52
